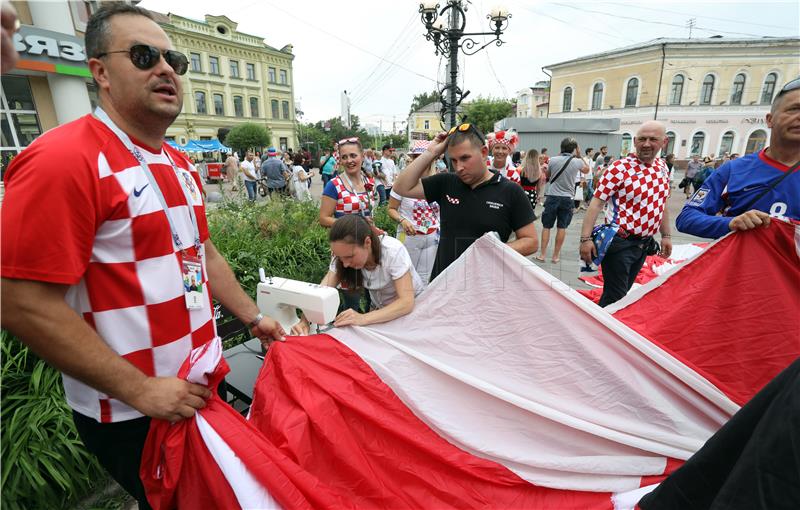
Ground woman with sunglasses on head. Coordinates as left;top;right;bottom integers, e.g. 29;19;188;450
291;214;425;335
387;141;440;283
319;137;378;228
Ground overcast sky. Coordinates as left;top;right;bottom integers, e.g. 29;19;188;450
139;0;800;130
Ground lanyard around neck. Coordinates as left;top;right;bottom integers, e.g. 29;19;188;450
94;107;201;253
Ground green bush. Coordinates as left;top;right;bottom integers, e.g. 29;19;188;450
0;331;106;510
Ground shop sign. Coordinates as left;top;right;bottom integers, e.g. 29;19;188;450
12;25;91;77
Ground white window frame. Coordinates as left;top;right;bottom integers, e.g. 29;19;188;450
622;75;641;108
589;80;605;111
1;77;42;157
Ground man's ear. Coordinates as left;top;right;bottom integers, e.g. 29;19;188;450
481;145;489;158
765;112;773;129
88;57;110;93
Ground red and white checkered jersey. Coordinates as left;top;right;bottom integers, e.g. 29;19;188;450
330;174;376;217
389;189;440;234
593;156;671;237
1;115;216;423
487;157;521;184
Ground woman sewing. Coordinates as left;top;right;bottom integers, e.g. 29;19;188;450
291;214;424;334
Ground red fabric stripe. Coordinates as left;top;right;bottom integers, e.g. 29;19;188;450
613;221;800;405
99;399;112;423
639;457;683;487
249;335;614;509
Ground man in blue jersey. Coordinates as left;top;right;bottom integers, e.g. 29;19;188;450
676;78;800;239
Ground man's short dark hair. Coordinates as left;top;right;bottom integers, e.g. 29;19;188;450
586;147;594;154
382;144;392;152
560;137;578;154
600;145;607;151
446;127;485;151
541;148;548;154
86;3;154;59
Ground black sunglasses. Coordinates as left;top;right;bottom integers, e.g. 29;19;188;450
96;44;188;75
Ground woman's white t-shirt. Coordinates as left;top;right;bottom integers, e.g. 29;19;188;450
329;235;425;308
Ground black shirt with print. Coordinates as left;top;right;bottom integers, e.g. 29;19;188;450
422;171;535;282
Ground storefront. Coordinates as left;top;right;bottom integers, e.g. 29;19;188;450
1;1;94;175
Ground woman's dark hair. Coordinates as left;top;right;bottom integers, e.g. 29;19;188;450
293;152;304;165
511;151;521;165
329;215;382;290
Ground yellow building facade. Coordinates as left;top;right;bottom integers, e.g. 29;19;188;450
156;12;298;151
407;102;446;141
546;37;800;158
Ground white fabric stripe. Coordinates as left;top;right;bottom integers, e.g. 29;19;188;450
195;413;280;510
331;234;737;492
612;484;659;510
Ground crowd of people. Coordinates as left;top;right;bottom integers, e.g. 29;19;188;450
0;4;798;509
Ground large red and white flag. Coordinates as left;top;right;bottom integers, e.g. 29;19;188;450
142;220;800;509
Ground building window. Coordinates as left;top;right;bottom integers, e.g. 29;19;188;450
213;93;224;116
282;100;290;119
69;1;100;32
562;87;572;112
624;78;639;107
761;73;778;104
209;56;220;75
665;131;676;156
424;120;430;129
246;63;256;80
190;53;202;72
745;130;767;154
279;70;288;85
271;99;279;118
591;83;603;110
1;76;42;168
279;137;288;151
230;60;240;78
720;131;735;155
233;96;244;117
669;75;684;105
691;132;705;156
250;97;259;117
620;133;632;156
730;73;745;105
700;75;715;105
268;67;276;83
195;91;207;114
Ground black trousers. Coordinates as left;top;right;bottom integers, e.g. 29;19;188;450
598;236;649;307
639;359;800;510
73;411;153;510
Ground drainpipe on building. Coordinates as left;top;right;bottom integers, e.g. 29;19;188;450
653;43;666;121
28;0;92;125
541;67;552;119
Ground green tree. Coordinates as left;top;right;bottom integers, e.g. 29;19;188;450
408;90;440;116
463;97;515;134
225;123;271;152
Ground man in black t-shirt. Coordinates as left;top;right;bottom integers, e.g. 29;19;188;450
393;125;538;281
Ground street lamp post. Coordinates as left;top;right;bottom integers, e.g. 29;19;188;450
419;1;510;129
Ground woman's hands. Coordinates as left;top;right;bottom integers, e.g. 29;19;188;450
333;309;369;328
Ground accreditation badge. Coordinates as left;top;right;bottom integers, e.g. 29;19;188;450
181;253;204;309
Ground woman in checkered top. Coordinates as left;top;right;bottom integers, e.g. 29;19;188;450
319;137;378;228
387;141;441;284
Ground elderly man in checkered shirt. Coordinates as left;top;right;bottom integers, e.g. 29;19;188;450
579;121;674;307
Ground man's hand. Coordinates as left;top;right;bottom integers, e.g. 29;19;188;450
130;377;211;422
1;2;20;74
659;237;673;259
579;239;596;265
333;309;368;328
252;316;286;349
427;132;449;157
290;315;310;336
729;210;771;232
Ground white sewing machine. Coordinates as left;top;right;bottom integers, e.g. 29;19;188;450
255;269;340;334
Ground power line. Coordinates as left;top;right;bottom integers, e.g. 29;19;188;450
550;2;779;39
259;0;437;84
521;6;639;45
597;0;798;31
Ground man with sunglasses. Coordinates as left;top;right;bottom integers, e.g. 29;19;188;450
676;77;800;239
0;4;285;509
392;123;538;282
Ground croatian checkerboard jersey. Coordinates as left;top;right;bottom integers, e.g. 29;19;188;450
1;115;216;423
593;155;671;237
676;149;800;239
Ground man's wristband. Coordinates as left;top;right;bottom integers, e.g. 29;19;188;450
247;313;264;329
661;234;672;238
580;237;592;243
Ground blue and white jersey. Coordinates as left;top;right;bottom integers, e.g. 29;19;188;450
676;149;800;239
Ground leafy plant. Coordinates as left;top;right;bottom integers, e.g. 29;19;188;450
1;331;106;510
225;123;271;152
